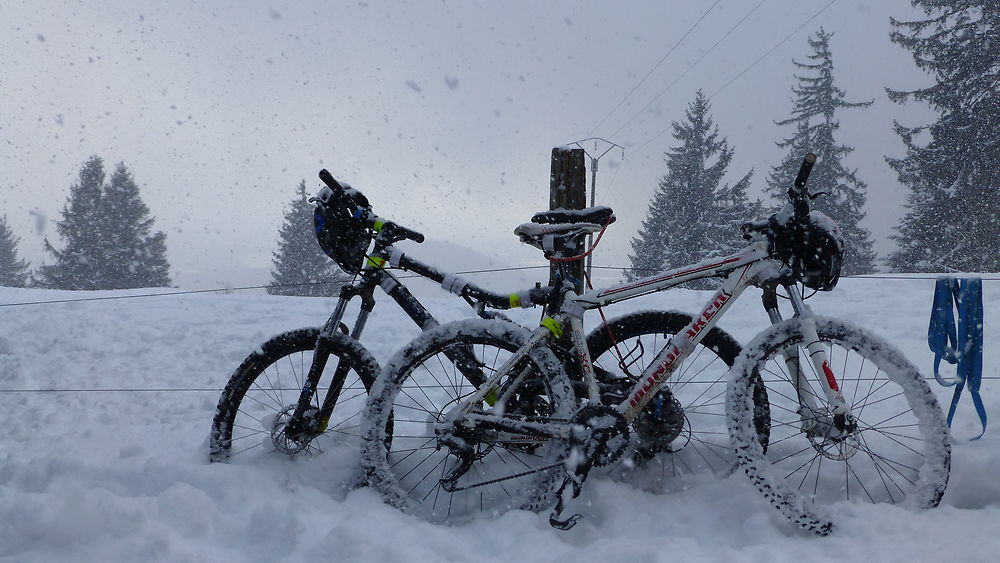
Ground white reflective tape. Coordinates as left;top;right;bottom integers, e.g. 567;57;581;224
389;247;406;267
515;290;534;308
441;274;469;295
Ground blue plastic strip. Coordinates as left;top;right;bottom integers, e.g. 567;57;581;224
959;279;986;439
928;277;987;439
928;278;959;386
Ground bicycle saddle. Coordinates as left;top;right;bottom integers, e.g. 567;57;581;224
514;221;603;256
531;206;615;226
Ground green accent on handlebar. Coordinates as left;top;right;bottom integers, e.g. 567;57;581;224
541;316;564;338
366;256;386;269
373;220;385;232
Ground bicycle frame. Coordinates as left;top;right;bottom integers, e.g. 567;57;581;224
286;235;551;437
440;237;853;443
293;262;442;433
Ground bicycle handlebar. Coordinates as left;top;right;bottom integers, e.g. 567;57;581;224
381;221;426;244
317;169;354;207
787;153;817;221
318;169;425;244
741;153;819;240
793;153;817;190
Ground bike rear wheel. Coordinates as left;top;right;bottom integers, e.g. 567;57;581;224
211;328;379;463
586;310;768;485
361;319;574;524
727;317;950;535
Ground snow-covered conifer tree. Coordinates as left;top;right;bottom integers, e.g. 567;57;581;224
0;215;30;287
36;157;171;289
766;28;877;275
886;1;1000;272
626;90;756;287
268;181;350;297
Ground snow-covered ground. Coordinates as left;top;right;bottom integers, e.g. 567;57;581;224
1;275;998;562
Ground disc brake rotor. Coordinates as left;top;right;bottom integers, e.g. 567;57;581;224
271;405;314;455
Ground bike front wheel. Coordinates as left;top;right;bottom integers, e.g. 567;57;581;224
726;316;950;535
361;318;574;524
210;328;380;463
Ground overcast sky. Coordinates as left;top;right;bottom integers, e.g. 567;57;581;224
1;0;935;288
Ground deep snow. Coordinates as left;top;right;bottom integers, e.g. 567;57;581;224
1;274;998;562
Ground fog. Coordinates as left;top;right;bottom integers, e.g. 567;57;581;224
1;0;934;289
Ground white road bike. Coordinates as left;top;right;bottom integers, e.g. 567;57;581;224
360;154;951;534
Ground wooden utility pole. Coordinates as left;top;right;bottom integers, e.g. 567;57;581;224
548;147;587;293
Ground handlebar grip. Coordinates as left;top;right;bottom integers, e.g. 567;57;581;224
318;168;346;192
793;153;817;189
371;214;425;243
317;169;355;209
395;224;425;244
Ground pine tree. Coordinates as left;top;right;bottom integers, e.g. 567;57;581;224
626;91;756;287
714;169;761;258
886;2;1000;272
268;180;350;297
35;156;172;289
100;164;172;288
0;215;30;287
766;28;877;275
35;156;107;290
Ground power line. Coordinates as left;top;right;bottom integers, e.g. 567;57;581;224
0;387;223;393
3;263;996;310
591;265;1000;281
609;0;767;141
587;0;722;137
7;372;1000;394
629;0;839;158
0;286;262;307
708;0;839;100
0;265;553;308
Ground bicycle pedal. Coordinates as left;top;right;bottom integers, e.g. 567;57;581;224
549;512;582;531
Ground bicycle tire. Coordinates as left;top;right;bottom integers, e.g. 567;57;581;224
726;316;951;535
585;310;769;484
210;328;380;463
361;318;574;524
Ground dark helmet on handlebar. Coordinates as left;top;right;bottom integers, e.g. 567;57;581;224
769;209;845;291
312;184;372;275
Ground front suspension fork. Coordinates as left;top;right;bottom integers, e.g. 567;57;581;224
763;286;854;435
285;286;372;439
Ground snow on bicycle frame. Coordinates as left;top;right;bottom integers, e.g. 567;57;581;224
446;154;853;438
362;153;949;534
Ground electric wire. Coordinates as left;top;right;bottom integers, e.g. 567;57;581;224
608;0;768;141
630;0;839;158
2;267;996;309
587;0;723;137
707;0;839;101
